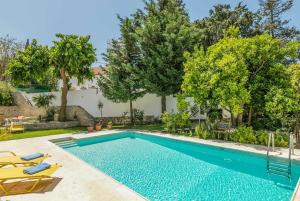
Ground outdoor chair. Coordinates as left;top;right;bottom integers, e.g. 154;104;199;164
214;121;234;140
0;151;50;168
0;163;61;195
9;122;25;133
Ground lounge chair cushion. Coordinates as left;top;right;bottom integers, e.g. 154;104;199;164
24;163;50;175
21;153;44;161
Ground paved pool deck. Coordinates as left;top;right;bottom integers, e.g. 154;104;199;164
1;130;300;201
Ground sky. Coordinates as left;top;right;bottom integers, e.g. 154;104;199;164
0;0;299;66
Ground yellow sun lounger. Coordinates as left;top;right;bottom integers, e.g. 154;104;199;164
0;163;61;195
0;151;50;168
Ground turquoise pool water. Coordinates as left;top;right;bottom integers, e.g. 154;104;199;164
59;132;300;201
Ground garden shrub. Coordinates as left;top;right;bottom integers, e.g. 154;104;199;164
230;126;289;147
175;112;191;129
161;112;176;133
162;111;191;133
195;124;202;138
230;126;256;144
0;82;14;106
133;109;144;125
195;123;210;139
257;130;268;145
32;94;56;121
274;131;289;147
32;94;55;108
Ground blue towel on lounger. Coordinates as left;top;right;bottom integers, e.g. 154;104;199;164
24;163;51;175
21;153;44;161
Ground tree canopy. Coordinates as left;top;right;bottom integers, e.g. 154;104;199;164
182;31;300;127
7;39;49;86
0;35;24;81
195;3;259;49
258;0;300;40
7;34;96;121
51;34;96;121
98;17;145;124
134;0;201;112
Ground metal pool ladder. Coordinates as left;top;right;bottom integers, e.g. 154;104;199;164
267;132;293;179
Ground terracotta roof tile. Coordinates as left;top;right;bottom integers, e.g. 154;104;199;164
92;67;107;75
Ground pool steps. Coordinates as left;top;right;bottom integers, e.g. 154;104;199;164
51;138;78;149
267;133;292;179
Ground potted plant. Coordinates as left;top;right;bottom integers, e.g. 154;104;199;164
107;121;113;129
95;119;103;131
87;124;94;133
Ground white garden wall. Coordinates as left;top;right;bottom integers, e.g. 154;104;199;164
25;89;177;118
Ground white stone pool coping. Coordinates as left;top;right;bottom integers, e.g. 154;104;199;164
0;129;300;201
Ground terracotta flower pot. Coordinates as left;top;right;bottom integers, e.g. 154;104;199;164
87;126;94;133
107;123;113;129
95;124;102;131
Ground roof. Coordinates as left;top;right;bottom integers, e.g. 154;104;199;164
92;67;107;76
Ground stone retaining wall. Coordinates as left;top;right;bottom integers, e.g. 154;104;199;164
62;106;95;127
0;106;20;118
24;121;80;131
0;92;46;120
0;92;94;127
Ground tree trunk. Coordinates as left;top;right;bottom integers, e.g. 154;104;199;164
161;95;166;114
237;113;243;126
129;100;134;125
236;103;244;126
59;69;68;122
230;112;237;128
248;106;253;126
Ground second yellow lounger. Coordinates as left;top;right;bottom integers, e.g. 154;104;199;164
0;163;61;195
0;151;50;168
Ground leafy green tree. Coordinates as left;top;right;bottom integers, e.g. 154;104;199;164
0;81;15;106
242;33;299;126
182;30;299;127
183;36;250;127
98;17;145;124
289;64;300;143
7;39;49;86
50;34;96;121
195;3;259;49
0;35;24;81
258;0;299;40
135;0;201;113
7;35;96;122
265;64;300;143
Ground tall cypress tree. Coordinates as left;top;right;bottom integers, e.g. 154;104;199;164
98;17;145;124
136;0;201;113
195;3;259;49
258;0;299;40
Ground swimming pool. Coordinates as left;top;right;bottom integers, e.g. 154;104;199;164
56;132;300;201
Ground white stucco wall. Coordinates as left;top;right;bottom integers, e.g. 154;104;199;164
25;89;173;118
49;76;215;119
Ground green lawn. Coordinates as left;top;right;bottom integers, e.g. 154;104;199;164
0;127;87;141
0;123;165;141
